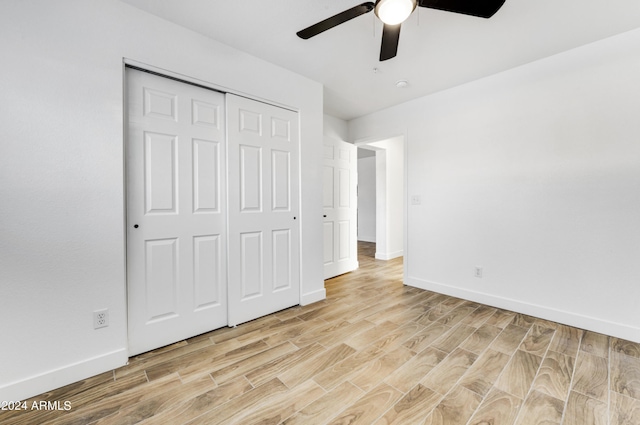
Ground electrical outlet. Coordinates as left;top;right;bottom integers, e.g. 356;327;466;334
94;309;109;329
474;267;483;278
411;195;421;205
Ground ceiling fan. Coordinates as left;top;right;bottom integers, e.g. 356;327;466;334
297;0;506;61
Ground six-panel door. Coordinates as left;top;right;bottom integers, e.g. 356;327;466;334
226;94;301;326
126;68;227;356
323;139;358;279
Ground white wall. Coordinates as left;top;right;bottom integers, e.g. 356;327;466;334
324;114;349;141
349;29;640;342
357;155;376;242
0;0;324;401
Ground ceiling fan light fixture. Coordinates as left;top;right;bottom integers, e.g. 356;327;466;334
375;0;417;25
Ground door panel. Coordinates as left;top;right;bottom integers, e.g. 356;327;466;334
145;132;177;213
240;145;262;211
126;68;227;355
227;94;300;326
273;229;292;290
323;165;334;208
323;222;334;265
193;234;222;309
240;109;262;134
323;139;358;279
339;167;351;208
339;221;350;260
145;238;178;321
193;139;220;213
144;88;176;120
240;231;263;299
192;100;220;127
271;117;290;140
272;150;291;211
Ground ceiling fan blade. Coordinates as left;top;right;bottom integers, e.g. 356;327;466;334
297;2;375;39
418;0;505;18
380;24;401;61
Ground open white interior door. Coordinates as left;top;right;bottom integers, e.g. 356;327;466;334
226;94;301;326
126;68;227;356
323;139;358;279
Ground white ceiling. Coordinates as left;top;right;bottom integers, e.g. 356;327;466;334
119;0;640;120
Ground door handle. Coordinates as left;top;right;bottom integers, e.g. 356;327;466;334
134;224;139;228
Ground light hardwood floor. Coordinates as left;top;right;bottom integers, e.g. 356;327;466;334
4;242;640;425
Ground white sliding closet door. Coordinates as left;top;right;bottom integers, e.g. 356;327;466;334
226;94;301;326
126;68;227;355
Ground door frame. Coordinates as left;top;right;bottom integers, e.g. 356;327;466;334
354;133;407;267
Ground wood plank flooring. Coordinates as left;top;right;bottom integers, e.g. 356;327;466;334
4;241;640;425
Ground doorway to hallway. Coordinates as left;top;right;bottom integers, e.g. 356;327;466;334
356;136;405;261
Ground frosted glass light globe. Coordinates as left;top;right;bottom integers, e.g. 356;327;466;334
375;0;417;25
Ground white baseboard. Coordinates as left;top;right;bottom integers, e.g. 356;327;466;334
300;288;326;306
0;348;128;402
357;236;376;243
406;276;640;343
375;250;404;261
